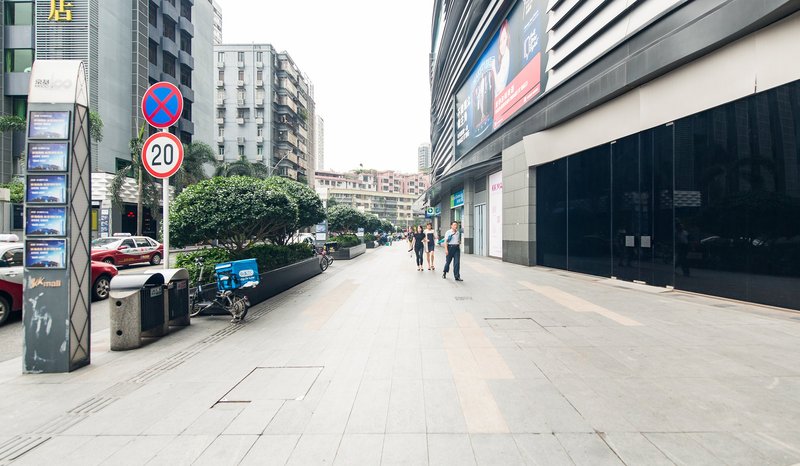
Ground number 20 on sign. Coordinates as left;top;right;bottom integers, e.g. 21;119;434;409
141;132;184;179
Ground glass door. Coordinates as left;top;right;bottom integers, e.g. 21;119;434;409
611;126;674;286
474;204;486;256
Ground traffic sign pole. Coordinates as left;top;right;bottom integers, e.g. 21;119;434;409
141;81;184;269
161;129;169;269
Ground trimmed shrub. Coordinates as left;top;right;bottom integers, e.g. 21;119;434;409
330;234;361;248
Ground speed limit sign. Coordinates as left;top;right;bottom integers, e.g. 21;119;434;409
141;132;184;179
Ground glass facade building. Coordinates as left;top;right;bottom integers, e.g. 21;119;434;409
428;0;800;311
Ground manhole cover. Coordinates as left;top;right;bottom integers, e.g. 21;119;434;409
484;318;542;330
220;366;323;402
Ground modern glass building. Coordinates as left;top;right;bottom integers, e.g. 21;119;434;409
428;0;800;310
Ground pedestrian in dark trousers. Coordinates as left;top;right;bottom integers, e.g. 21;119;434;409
442;221;463;281
411;225;426;271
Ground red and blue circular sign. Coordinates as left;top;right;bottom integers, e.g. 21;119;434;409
141;82;183;129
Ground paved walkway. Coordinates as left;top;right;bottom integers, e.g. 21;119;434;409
1;245;800;465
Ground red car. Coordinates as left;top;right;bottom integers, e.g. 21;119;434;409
90;235;164;266
0;241;118;325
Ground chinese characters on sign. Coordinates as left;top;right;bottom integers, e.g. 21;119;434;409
48;0;73;22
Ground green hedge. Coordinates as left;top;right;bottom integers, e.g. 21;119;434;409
176;243;314;285
330;234;361;248
364;233;376;242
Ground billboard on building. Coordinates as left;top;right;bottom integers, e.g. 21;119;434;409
455;0;547;159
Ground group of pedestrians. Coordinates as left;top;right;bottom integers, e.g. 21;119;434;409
407;221;462;281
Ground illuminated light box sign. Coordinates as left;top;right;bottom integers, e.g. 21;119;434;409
27;143;68;171
26;206;67;236
26;239;67;269
28;111;71;140
26;175;67;204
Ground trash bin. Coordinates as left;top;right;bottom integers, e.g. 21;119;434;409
159;268;191;327
109;273;166;351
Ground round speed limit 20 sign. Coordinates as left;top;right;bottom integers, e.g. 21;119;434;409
142;132;184;179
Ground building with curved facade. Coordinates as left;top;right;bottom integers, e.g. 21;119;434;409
428;0;800;310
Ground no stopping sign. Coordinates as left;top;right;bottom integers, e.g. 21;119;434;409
142;132;184;179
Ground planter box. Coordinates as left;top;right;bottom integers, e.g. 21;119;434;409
332;243;366;260
365;240;376;249
241;256;321;305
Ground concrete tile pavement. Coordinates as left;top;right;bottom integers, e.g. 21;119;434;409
0;244;799;464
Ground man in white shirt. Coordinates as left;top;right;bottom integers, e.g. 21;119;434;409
443;222;463;281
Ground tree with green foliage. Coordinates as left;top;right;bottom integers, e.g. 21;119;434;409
174;141;217;194
262;176;325;244
363;213;382;233
327;204;365;234
0;180;23;203
89;111;104;143
380;220;394;234
170;176;298;253
0;115;26;133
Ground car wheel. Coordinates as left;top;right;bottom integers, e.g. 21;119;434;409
0;296;9;326
150;253;162;265
102;257;114;265
92;275;112;301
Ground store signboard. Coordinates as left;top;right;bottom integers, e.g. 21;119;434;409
450;190;465;208
25;239;67;269
488;172;503;257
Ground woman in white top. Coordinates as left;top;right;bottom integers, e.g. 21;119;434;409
424;222;437;271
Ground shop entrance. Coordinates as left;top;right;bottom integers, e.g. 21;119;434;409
612;125;674;286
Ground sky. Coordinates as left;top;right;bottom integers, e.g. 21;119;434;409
215;0;434;174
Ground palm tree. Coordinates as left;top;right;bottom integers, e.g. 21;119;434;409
174;141;217;194
109;125;160;235
214;156;270;179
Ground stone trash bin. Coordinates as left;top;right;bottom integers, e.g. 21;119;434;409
109;272;166;351
158;268;191;327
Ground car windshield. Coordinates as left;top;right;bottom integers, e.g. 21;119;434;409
91;238;119;249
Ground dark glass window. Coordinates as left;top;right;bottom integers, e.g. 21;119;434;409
148;1;158;27
163;54;176;76
4;49;33;72
5;2;33;25
568;145;611;277
180;64;191;87
180;1;191;20
148;40;158;65
536;158;567;269
182;99;192;120
164;18;176;41
12;97;27;119
180;31;191;54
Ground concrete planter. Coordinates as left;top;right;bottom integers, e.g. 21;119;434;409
332;243;366;260
241;257;321;305
365;241;376;249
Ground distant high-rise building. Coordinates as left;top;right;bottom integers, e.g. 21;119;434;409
418;143;431;172
315;115;325;171
214;44;315;186
212;1;222;45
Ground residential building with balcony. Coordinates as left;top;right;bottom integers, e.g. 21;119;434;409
214;44;314;185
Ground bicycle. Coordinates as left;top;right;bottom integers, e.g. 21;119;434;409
314;245;333;272
188;258;258;323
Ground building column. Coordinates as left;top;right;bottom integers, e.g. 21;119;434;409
502;141;536;266
462;178;475;253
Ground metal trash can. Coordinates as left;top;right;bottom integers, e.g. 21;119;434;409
159;268;191;327
109;273;166;351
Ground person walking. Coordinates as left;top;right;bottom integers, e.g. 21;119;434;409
442;221;463;281
424;222;437;270
411;225;426;271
